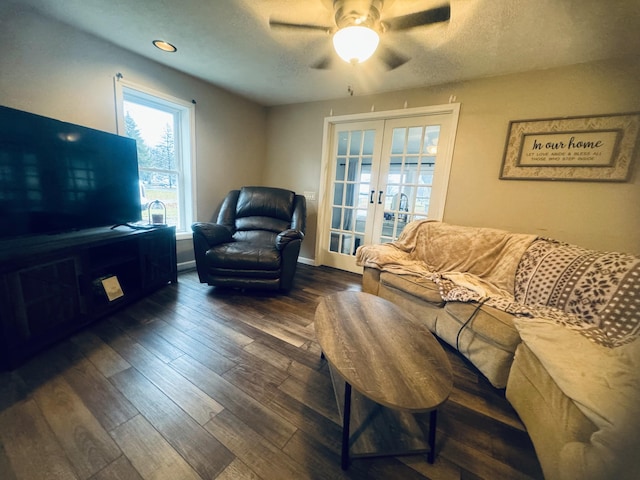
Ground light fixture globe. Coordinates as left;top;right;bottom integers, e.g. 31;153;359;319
332;26;380;64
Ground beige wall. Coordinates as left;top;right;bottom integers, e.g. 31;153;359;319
0;5;267;265
265;57;640;260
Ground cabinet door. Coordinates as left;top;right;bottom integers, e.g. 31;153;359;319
141;228;177;290
5;256;84;343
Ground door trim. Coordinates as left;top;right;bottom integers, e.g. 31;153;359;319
315;103;461;268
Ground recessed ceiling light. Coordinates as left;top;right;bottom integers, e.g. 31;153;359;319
152;40;177;52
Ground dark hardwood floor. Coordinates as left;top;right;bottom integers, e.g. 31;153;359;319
0;265;544;480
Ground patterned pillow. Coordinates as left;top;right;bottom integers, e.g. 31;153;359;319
515;239;640;346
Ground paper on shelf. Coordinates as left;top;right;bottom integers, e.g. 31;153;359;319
101;276;124;301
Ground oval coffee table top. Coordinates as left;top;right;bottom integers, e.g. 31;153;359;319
315;291;453;412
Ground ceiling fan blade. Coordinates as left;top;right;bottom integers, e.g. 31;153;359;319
383;4;450;31
269;19;332;33
378;46;409;71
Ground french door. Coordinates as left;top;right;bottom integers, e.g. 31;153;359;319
317;105;459;273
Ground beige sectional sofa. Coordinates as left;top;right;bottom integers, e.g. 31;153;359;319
356;221;640;480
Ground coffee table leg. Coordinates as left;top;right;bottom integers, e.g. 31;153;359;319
427;409;437;464
341;381;352;470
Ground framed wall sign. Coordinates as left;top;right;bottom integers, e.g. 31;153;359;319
500;112;640;181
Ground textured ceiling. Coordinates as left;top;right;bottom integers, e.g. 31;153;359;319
7;0;640;106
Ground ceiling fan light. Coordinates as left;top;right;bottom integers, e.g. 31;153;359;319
333;26;380;64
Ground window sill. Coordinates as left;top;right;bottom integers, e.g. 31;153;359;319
176;231;193;242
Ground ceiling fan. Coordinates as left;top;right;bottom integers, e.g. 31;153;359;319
269;0;451;70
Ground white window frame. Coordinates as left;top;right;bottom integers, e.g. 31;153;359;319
114;78;196;240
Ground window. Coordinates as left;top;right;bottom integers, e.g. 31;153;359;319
115;80;195;237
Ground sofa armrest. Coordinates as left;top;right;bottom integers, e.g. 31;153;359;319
275;229;304;251
192;222;233;247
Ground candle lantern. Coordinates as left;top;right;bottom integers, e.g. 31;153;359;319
147;199;166;225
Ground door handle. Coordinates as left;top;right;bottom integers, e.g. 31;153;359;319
378;191;383;204
370;190;375;204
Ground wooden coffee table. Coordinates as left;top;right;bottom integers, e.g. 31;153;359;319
314;291;453;469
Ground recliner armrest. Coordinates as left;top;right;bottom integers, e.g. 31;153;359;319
275;229;304;251
192;222;233;247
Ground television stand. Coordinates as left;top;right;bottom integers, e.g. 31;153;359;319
0;226;177;369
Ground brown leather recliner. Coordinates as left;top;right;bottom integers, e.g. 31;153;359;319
191;186;306;291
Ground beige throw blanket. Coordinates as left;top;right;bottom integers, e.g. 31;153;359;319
356;220;536;297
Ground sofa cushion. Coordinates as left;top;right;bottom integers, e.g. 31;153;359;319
379;272;444;306
206;242;281;271
444;302;520;352
433;302;520;388
236;186;295;222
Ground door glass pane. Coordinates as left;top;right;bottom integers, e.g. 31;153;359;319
335;157;346;181
361;157;372;174
423;126;440;154
362;131;375;155
331;207;341;229
337;132;349;155
357;185;369;208
349;131;362;155
342;208;354;230
384;185;400;210
333;183;344;205
341;234;353;254
406;127;423;154
345;184;356;207
415;187;431;214
391;128;405;154
419;158;435;184
404;159;418;182
354;235;364;252
399;187;412;222
329;232;340;252
347;157;359;182
355;210;367;233
388;160;402;182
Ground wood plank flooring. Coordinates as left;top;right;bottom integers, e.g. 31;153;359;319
0;265;544;480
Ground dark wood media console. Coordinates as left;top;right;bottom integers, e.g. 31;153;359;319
0;225;177;369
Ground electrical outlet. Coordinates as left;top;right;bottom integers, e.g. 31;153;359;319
303;191;316;201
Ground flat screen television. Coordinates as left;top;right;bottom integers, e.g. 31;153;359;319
0;105;141;239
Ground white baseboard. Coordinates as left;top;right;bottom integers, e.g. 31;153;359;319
297;256;317;266
178;260;196;272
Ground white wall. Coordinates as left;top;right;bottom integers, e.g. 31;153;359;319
265;57;640;260
0;4;267;265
